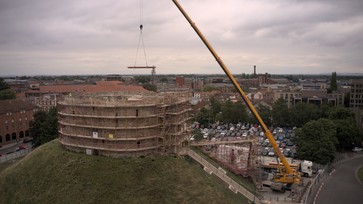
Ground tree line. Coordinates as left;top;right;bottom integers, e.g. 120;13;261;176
0;78;16;100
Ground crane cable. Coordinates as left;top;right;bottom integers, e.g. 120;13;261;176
134;0;148;67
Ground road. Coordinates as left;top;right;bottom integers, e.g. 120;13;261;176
317;155;363;204
0;142;32;155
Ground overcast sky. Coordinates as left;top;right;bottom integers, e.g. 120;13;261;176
0;0;362;76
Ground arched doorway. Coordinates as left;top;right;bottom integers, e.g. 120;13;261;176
19;131;24;138
6;134;10;142
12;132;16;141
0;135;2;144
25;130;29;137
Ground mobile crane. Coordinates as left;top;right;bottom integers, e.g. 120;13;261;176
172;0;301;190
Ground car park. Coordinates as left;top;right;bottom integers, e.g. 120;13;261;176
192;122;298;157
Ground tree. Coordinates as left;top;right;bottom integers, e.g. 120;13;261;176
328;107;361;150
142;84;157;92
134;75;150;84
330;72;337;91
196;107;211;127
256;105;272;126
0;89;16;100
30;108;58;147
0;78;10;91
203;85;218;92
0;78;15;100
209;96;221;121
289;102;322;127
159;76;168;83
271;98;289;126
294;119;338;165
217;100;248;124
192;129;203;141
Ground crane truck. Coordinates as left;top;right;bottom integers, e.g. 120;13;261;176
173;0;304;191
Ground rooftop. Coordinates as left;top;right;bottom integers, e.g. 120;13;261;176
0;99;37;114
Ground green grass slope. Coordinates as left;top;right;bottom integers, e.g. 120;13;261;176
0;140;247;204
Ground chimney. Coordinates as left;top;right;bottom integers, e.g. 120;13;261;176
254;65;256;75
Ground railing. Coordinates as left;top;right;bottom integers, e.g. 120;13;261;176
185;148;262;204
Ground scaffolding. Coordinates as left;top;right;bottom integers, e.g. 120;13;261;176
58;91;192;157
199;137;259;178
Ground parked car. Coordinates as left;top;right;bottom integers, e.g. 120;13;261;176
23;137;33;143
352;147;363;152
268;150;275;157
16;145;27;151
262;148;269;156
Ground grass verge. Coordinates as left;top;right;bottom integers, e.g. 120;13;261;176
357;166;363;183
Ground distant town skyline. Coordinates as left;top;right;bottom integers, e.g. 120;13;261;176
0;0;362;76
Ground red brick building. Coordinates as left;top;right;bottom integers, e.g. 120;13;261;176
0;99;37;146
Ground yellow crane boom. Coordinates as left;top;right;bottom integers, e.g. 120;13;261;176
172;0;299;184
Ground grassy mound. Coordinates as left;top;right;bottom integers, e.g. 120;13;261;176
0;140;247;204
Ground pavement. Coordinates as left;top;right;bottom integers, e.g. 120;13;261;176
316;154;363;204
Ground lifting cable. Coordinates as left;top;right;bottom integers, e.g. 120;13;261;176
133;0;149;67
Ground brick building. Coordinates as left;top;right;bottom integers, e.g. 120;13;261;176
0;99;37;146
350;80;363;130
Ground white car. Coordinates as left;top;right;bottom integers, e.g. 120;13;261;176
352;147;363;152
268;150;275;157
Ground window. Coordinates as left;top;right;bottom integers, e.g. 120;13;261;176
5;120;8;124
136;109;139;117
6;134;10;141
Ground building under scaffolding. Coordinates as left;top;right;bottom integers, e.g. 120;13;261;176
58;91;193;157
205;138;259;178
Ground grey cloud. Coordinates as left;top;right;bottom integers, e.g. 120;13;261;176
0;0;362;75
